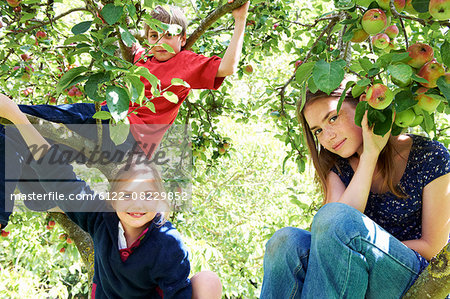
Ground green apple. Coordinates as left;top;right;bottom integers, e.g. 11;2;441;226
351;28;369;43
372;33;390;49
429;0;450;20
415;87;441;112
406;43;434;69
384;25;399;39
417;60;445;88
366;83;394;109
394;108;416;127
362;9;388;35
243;64;253;74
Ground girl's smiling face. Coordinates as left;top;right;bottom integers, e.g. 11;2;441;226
303;97;363;158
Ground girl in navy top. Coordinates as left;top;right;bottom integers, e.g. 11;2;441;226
261;83;450;298
0;93;222;299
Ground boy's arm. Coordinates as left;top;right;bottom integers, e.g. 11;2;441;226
216;1;249;78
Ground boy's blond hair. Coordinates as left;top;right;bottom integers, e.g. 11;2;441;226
144;5;188;38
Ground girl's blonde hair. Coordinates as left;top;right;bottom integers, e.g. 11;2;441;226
296;83;404;204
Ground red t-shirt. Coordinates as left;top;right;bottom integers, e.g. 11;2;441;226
129;49;225;155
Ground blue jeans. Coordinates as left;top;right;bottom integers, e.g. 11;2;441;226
261;203;422;299
0;103;134;228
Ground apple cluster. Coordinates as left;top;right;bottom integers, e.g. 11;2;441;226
358;41;448;129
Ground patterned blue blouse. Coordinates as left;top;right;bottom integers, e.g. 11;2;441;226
331;134;450;270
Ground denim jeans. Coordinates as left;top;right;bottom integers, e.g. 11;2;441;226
0;103;134;228
260;203;422;299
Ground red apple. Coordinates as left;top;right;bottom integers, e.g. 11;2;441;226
376;0;406;12
415;87;441;112
218;147;226;155
36;30;47;40
372;33;390;49
429;0;450;20
362;9;388;35
417;60;445;88
384;25;399;39
1;230;10;237
48;220;56;227
350;28;369;43
24;65;34;73
13;66;20;71
68;89;76;97
6;0;21;8
20;53;30;61
13;6;21;13
406;43;434;69
60;247;66;253
59;233;67;240
223;142;231;150
243;64;254;74
66;238;73;244
246;20;256;26
366;83;394;109
273;23;279;30
295;60;303;68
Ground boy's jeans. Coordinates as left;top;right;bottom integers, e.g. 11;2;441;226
260;203;422;299
0;103;132;228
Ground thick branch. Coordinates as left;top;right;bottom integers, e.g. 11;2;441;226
403;243;450;298
184;0;248;50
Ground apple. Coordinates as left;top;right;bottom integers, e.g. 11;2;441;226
404;0;419;14
1;230;10;237
223;142;231;150
417;60;445;88
24;65;34;73
68;89;76;97
384;25;399;39
20;53;30;61
36;30;47;40
13;66;20;71
60;248;66;253
21;72;31;82
243;64;253;74
295;60;303;68
48;220;56;227
406;43;434;69
59;233;67;240
273;23;279;30
409;113;424;126
246;20;256;26
49;96;57;104
66;238;73;244
13;6;21;13
362;9;388;35
394;108;415;127
372;33;390;49
6;0;21;8
429;0;450;20
350;28;369;43
218;147;226;155
366;83;394;109
415;87;441;112
376;0;406;12
383;42;396;53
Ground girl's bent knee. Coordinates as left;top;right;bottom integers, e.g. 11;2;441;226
312;202;365;236
265;227;311;260
191;271;222;299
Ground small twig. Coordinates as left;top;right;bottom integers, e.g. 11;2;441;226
398;16;409;49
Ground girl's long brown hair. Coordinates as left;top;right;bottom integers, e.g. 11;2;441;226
296;84;404;204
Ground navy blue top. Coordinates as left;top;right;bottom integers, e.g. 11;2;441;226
332;134;450;270
29;148;192;299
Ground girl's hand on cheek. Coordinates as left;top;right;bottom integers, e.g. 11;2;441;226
0;93;23;123
361;111;390;158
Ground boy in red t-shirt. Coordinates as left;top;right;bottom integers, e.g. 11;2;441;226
129;2;249;153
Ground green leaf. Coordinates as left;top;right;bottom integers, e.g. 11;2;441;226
411;74;429;84
334;0;356;9
307;76;318;93
393;90;416;112
109;122;130;145
101;4;124;25
171;78;190;88
85;72;110;102
437;76;450;101
71;21;93;35
125;75;145;104
411;0;430;13
355;101;368;127
100;45;118;56
312;59;346;95
132;66;160;89
119;26;137;48
64;34;92;45
145;101;156;113
441;41;450;67
358;58;373;72
56;66;88;93
372;107;393;136
106;86;130;122
352;84;366;98
161;43;175;54
391;52;411;63
295;61;315;85
388;64;413;84
356;78;371;86
92;111;112;120
163;91;178;103
422;111;435;133
20;13;35;23
367;67;380;77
